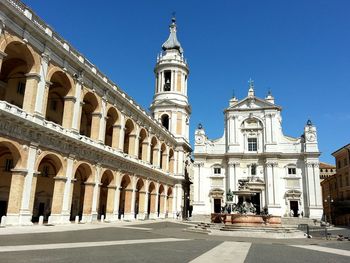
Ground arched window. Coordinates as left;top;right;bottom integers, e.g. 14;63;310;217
161;114;169;130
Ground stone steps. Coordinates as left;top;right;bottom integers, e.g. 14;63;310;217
281;217;319;227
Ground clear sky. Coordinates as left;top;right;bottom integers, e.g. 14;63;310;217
23;0;350;164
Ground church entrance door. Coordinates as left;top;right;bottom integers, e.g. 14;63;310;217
290;200;299;217
214;199;221;213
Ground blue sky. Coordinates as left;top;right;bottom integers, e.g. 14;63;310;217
23;0;350;164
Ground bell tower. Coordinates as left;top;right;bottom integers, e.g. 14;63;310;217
150;17;190;141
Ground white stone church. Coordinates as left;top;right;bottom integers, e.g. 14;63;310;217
192;81;323;219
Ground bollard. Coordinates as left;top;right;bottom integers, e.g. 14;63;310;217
38;215;44;225
47;216;52;225
101;215;105;223
75;215;79;224
1;216;7;227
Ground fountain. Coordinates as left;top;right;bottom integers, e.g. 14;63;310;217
212;179;281;226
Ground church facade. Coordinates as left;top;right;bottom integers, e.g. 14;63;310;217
193;82;323;219
0;0;191;225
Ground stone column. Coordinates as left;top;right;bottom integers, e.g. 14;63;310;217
106;185;116;220
62;96;76;129
41;81;51;118
90;112;102;141
33;52;50;118
143;179;150;219
124;189;133;219
50;176;67;223
152;147;160;167
0;50;7;73
5;169;26;225
137;191;146;219
112;172;122;220
159;194;165;218
18;144;38;225
128;134;137;157
228;162;239;203
142;141;149;162
112;125;122;150
60;156;74;222
71;79;83;133
193;162;204;204
23;73;40;114
162;151;169;172
98;99;107;144
82;182;94;222
113;186;121;221
90;166;101;222
163;186;168;218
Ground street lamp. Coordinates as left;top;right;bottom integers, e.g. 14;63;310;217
324;195;334;225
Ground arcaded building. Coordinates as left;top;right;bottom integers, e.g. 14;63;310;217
193;82;323;219
0;0;191;225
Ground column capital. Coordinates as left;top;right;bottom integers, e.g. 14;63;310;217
10;168;28;176
265;162;278;167
25;72;41;81
53;176;68;181
193;162;204;167
228;161;240;167
41;52;51;63
63;96;77;103
305;161;319;168
91;112;102;118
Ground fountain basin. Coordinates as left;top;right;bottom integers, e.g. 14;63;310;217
211;213;281;226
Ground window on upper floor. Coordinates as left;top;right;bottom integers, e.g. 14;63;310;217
251;164;256;176
344;158;348;167
288;167;296;175
214;167;221;175
248;138;257;151
337;160;341;169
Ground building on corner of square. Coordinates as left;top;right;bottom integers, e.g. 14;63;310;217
192;81;323;220
322;144;350;226
319;162;336;182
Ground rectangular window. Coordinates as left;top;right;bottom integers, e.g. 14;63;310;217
251;165;256;175
344;158;348;167
248;138;257;151
338;160;341;169
214;167;221;174
288;168;296;175
4;159;13;172
17;82;25;95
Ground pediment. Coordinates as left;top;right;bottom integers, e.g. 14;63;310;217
228;97;280;110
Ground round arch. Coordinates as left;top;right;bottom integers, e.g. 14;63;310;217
0;140;22;219
98;170;114;219
0;40;36;109
32;153;63;222
70;162;94;221
80;92;99;138
123;119;135;155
